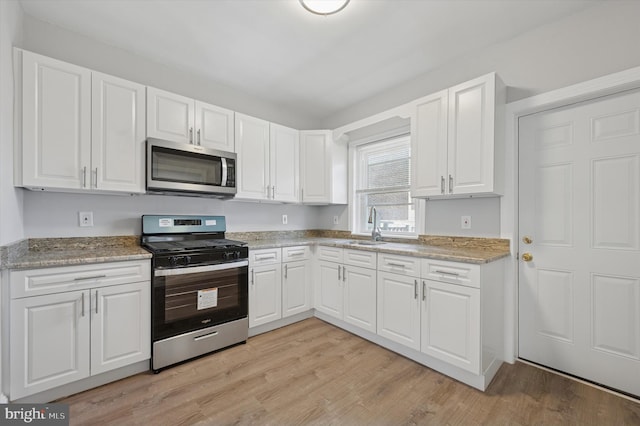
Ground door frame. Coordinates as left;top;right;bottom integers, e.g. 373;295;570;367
502;66;640;363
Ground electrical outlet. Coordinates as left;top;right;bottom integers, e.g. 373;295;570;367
461;216;471;229
333;215;339;225
79;211;93;227
282;214;288;225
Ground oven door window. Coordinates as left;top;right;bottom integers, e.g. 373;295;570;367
153;264;248;340
151;146;223;186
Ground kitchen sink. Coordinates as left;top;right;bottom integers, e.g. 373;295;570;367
347;240;386;246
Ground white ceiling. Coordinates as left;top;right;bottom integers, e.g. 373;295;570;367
19;0;598;122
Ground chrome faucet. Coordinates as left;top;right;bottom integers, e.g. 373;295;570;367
368;206;383;241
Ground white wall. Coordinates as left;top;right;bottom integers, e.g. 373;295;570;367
23;192;321;238
0;0;24;246
425;197;500;237
322;1;640;129
21;15;316;131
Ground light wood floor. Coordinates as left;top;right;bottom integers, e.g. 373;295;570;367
60;318;640;425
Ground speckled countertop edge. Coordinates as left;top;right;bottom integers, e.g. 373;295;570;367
1;236;152;270
1;231;510;270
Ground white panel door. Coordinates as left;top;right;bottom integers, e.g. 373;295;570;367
235;113;270;200
519;89;640;397
411;90;448;197
377;272;420;350
10;291;90;400
270;123;300;203
300;131;330;203
91;282;150;375
249;263;282;327
91;72;145;193
315;261;343;319
343;265;377;333
282;260;311;318
22;51;91;189
194;100;235;152
422;279;480;374
447;74;495;195
146;87;195;144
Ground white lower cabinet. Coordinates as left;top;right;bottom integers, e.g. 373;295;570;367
377;272;421;350
282;259;311;318
249;246;312;329
315;247;377;333
8;260;151;400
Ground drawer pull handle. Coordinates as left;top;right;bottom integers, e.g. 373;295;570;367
74;274;107;281
255;254;276;261
81;293;85;317
434;270;460;277
284;264;288;279
194;331;219;341
387;262;406;268
95;290;99;314
289;251;305;256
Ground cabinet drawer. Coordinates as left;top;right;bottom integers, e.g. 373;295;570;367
317;246;344;263
250;248;281;265
282;245;311;262
377;254;420;277
344;249;377;269
421;259;480;288
10;260;151;299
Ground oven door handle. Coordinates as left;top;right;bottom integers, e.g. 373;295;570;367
154;260;248;277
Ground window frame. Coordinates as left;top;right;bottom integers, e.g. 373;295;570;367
348;130;424;239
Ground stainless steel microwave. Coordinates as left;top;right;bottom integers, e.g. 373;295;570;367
146;138;236;198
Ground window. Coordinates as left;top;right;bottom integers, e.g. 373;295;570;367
353;135;417;237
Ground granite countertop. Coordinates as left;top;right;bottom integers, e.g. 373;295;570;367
242;234;510;264
1;236;152;270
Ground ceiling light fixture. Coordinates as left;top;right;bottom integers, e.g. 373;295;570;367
299;0;350;16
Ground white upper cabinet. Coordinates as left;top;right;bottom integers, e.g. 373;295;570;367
299;130;347;205
270;123;300;203
411;73;504;198
235;113;271;200
147;86;234;152
21;50;91;190
19;50;145;194
92;72;145;193
235;115;300;202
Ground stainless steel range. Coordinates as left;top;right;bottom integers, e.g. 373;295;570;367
141;215;248;372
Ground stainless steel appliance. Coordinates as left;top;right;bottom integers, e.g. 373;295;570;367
141;215;248;372
146;138;236;198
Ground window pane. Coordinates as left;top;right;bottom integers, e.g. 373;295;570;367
358;139;410;190
359;192;415;234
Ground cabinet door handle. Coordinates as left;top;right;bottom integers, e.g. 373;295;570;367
284;264;288;279
272;186;275;199
95;290;99;314
440;176;445;194
422;280;426;301
189;127;194;144
343;266;346;282
93;168;98;188
251;269;254;285
82;166;87;188
81;293;85;317
301;188;304;201
414;280;418;300
338;265;341;281
449;174;453;193
197;129;201;145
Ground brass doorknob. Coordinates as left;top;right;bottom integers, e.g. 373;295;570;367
522;253;533;262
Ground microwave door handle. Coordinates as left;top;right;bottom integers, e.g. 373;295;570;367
154;260;248;277
221;158;228;187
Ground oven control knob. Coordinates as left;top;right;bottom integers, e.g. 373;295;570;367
169;256;178;267
223;252;230;260
235;251;241;259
